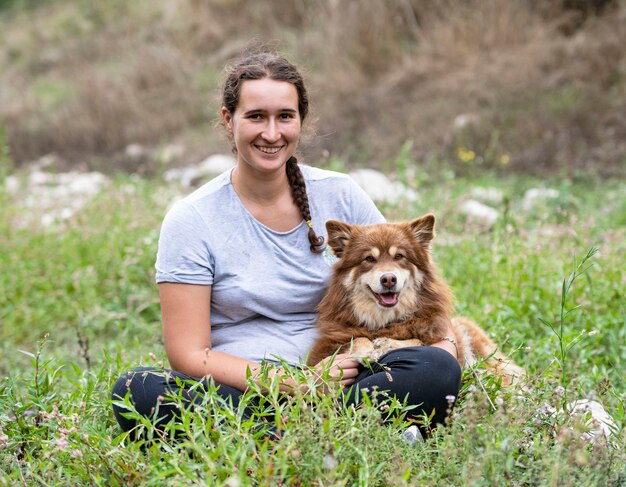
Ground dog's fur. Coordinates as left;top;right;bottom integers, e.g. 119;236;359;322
307;214;524;386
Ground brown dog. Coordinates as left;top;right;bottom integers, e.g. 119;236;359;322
307;214;524;386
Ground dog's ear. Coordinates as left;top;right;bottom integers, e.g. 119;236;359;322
409;214;436;247
325;220;353;258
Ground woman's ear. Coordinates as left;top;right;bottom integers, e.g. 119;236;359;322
220;107;233;133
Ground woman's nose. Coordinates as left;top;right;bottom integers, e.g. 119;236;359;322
261;119;280;142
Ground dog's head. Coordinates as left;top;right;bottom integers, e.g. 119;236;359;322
325;214;437;330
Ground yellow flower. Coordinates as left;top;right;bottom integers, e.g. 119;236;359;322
456;147;476;162
500;153;510;165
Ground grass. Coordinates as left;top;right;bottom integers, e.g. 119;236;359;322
1;163;625;485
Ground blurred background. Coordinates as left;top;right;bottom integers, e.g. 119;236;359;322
0;0;624;178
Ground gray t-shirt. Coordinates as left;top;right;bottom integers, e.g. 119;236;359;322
155;164;384;365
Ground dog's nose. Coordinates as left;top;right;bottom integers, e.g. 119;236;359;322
380;273;397;289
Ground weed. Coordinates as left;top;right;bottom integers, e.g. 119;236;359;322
0;123;11;190
539;247;599;403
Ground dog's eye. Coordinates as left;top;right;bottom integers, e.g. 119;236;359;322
394;253;404;260
364;256;376;263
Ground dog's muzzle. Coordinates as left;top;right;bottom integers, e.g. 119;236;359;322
370;273;400;307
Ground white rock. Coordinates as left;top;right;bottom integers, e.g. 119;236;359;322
348;168;418;205
30;154;58;170
18;169;109;228
163;167;195;187
164;154;236;187
29;170;53;186
159;144;185;163
5;175;19;193
59;207;75;220
40;213;55;227
470;186;504;204
522;188;559;212
453;113;480;131
67;172;108;195
459;200;499;226
125;143;149;159
568;399;617;445
198;154;236;175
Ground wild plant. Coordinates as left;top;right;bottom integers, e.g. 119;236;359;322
539;246;599;405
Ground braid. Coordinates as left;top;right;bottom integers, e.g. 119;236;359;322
286;157;325;253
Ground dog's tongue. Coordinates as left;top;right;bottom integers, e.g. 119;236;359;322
379;292;398;306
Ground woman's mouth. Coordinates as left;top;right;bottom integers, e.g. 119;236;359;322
255;145;282;154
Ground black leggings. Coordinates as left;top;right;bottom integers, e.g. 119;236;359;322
111;347;461;437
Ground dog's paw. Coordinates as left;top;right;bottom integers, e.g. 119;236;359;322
348;337;375;364
372;337;392;348
370;338;394;361
369;337;424;361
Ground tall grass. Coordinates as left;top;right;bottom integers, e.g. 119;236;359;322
1;164;624;484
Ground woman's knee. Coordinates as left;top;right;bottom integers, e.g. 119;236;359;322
379;346;462;403
110;367;245;434
111;367;164;404
111;367;170;432
381;346;461;376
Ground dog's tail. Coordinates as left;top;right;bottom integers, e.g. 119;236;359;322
452;316;525;387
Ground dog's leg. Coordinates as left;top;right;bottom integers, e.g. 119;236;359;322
486;352;526;387
369;337;423;361
453;316;525;386
347;337;375;363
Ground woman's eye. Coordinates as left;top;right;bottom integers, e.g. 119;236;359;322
365;256;376;263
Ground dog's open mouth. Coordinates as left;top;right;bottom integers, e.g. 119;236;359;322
374;291;399;308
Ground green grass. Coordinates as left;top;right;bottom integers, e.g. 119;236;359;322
1;167;625;485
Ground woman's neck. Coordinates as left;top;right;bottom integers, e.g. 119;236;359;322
230;163;302;231
231;165;290;205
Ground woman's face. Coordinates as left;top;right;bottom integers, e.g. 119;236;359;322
221;78;302;176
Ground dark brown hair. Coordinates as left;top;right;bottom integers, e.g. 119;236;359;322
222;51;324;253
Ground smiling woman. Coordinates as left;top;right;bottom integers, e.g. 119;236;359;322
223;78;305;233
222;79;301;172
110;50;461;441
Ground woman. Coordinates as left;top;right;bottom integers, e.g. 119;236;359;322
111;51;461;440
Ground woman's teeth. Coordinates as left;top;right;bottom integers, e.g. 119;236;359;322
256;146;281;154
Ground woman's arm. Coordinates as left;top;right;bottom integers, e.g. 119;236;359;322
159;282;360;392
160;282;259;391
429;322;459;359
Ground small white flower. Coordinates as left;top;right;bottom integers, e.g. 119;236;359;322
323;453;339;470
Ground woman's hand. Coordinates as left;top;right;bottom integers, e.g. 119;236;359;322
250;353;361;396
312;353;361;389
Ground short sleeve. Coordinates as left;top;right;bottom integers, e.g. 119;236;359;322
348;178;386;225
154;201;215;284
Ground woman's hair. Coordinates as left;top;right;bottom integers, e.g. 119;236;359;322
222;51;324;253
222;51;309;123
